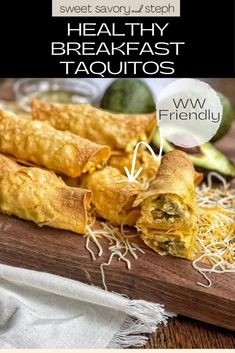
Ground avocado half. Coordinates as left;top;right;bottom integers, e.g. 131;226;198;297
153;130;235;177
101;79;155;114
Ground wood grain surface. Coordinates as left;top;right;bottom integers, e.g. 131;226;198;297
0;211;235;330
0;79;234;348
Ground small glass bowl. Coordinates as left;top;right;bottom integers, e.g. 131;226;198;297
13;78;101;112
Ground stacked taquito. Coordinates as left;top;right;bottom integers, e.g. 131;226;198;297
134;150;199;260
0;154;91;234
0;108;110;233
80;166;142;226
31;99;159;182
0;109;110;177
30;100;158;226
0;104;157;232
31;99;156;151
0;102;202;261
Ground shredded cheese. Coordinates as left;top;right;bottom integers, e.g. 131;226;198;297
194;172;235;287
84;219;142;290
84;172;234;290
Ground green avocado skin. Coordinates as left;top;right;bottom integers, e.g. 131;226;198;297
101;79;155;114
211;92;234;142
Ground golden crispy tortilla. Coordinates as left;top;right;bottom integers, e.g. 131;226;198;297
108;150;160;184
80;166;142;226
31;99;157;151
0;100;32;120
0;154;92;234
134;150;198;260
0;109;110;177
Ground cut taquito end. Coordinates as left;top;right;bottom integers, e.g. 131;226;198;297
31;99;157;151
0;109;110;177
140;225;197;260
80;166;142;226
109;150;160;184
134;150;198;260
0;154;92;234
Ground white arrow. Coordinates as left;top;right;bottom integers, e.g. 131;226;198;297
124;128;163;182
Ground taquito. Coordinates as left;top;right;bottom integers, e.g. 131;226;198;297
109;150;160;183
0;154;92;234
80;166;142;226
0;109;110;177
31;100;156;151
134;150;198;260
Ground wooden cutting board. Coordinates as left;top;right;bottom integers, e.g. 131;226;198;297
0;124;234;331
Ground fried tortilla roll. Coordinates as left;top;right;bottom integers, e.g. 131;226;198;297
0;109;110;177
0;100;32;120
0;154;92;234
109;150;160;184
80;166;142;226
134;150;198;260
31;99;156;151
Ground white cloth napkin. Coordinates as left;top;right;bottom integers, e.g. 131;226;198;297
0;263;172;348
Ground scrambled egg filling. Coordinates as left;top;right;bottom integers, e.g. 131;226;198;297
140;194;196;259
126;132;147;152
83;159;107;174
150;195;189;221
154;239;187;254
142;230;194;258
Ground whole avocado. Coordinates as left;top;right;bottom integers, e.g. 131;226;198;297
211;92;234;142
101;79;155;114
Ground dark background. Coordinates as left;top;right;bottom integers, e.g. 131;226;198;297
0;0;234;77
